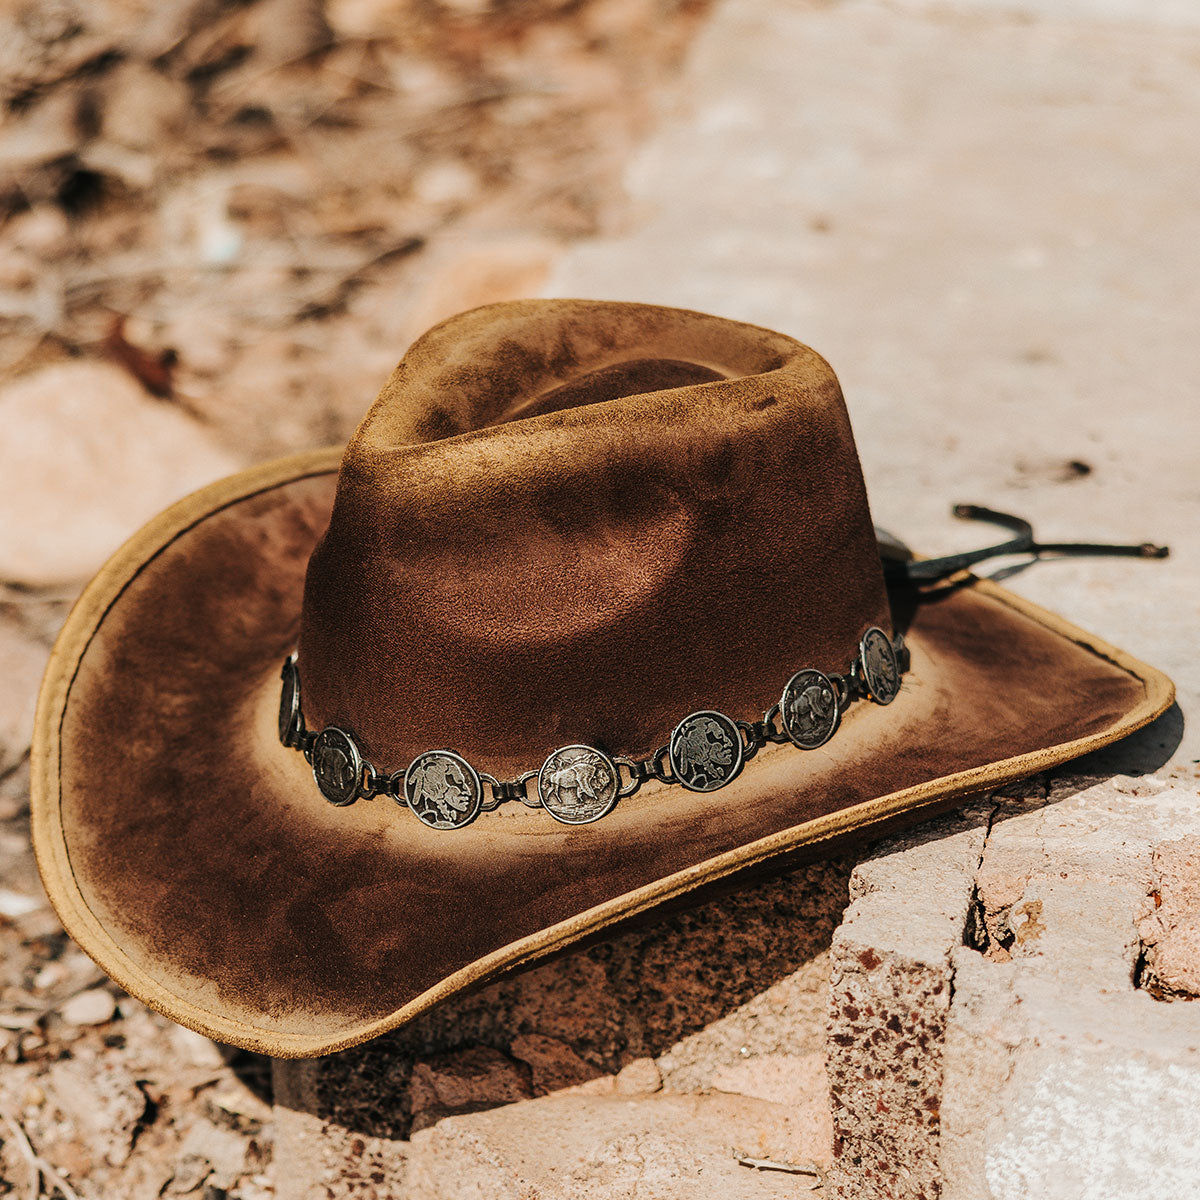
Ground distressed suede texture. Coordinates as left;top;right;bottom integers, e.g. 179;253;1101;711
42;301;1162;1051
297;301;890;776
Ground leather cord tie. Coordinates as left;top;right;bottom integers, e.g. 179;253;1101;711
884;503;1169;584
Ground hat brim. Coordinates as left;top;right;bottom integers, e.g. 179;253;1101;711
32;451;1173;1056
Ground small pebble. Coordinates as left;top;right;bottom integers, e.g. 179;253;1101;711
60;988;117;1027
170;1024;226;1068
0;888;42;919
34;963;66;992
614;1056;663;1095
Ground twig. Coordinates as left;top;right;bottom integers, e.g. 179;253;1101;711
294;236;424;320
733;1149;825;1186
0;1108;83;1200
0;1107;38;1200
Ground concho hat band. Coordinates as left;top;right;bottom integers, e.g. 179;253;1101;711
31;299;1173;1056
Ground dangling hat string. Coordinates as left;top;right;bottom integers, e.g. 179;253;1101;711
886;504;1170;584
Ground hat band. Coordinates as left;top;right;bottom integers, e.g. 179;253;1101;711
278;627;909;829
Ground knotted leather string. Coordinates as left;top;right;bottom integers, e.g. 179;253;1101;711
884;504;1170;584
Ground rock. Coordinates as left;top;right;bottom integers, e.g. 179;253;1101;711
169;1025;228;1069
711;1051;833;1167
100;61;190;154
1154;837;1200;906
613;1056;662;1095
825;802;993;1200
820;781;1200;1199
3;204;71;258
940;781;1200;1200
43;1050;149;1167
411;158;479;211
408;1045;533;1130
0;363;240;586
0;88;79;201
710;1049;827;1109
272;1059;409;1199
170;1117;252;1193
403;1090;825;1200
1144;916;1200;999
508;1032;602;1094
1138;835;1200;999
60;988;117;1027
253;0;334;62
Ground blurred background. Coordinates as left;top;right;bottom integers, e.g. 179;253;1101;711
1;0;1197;1196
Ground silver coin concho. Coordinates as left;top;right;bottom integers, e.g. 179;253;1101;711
311;727;361;806
405;750;483;830
278;655;301;746
859;626;900;705
669;710;745;792
538;745;619;825
780;668;840;749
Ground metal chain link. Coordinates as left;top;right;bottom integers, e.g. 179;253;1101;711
283;626;908;828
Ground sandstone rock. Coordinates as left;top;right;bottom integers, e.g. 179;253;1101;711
508;1032;602;1095
410;1045;533;1115
0;363;240;586
941;781;1200;1200
1142;916;1200;999
408;1045;534;1132
1153;837;1200;910
710;1049;827;1110
826;803;994;1200
403;1090;825;1200
613;1055;662;1095
59;988;117;1028
1138;835;1200;999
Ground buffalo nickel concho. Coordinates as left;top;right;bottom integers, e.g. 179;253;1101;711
669;710;745;792
404;750;482;830
284;625;908;828
278;654;301;746
311;727;361;806
859;626;900;705
780;668;840;750
538;745;619;825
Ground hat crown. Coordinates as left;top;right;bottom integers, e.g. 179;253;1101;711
297;300;890;777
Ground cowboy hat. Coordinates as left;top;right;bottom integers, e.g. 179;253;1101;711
31;300;1173;1056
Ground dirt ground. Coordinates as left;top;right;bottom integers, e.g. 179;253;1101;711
0;1;708;1195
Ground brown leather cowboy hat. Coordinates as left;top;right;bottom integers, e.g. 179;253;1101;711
31;300;1172;1056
